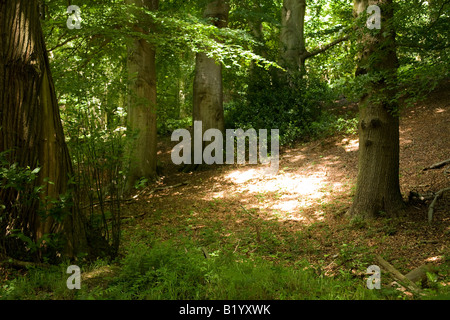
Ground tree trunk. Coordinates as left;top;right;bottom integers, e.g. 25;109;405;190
0;0;89;260
193;0;229;136
280;0;307;75
125;0;159;190
187;0;229;170
348;0;405;219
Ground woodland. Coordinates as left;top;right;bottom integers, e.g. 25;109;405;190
0;0;449;301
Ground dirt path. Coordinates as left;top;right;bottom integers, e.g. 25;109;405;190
122;81;449;278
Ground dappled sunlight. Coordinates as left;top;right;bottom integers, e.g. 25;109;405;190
337;138;359;152
400;137;413;145
284;153;306;163
225;168;267;184
221;163;346;224
425;256;445;263
399;127;414;146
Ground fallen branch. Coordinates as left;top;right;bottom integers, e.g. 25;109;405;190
423;159;450;171
405;264;438;284
201;247;210;259
82;181;189;210
375;255;422;295
428;187;450;224
408;191;434;202
0;254;50;269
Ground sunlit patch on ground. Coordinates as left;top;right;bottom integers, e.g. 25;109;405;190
222;165;345;224
338;138;359;152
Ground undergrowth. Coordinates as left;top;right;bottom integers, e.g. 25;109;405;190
2;237;448;300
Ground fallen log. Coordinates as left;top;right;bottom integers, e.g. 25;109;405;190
375;255;422;295
405;264;438;284
0;253;50;269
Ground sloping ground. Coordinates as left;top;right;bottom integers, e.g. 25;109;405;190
119;80;449;290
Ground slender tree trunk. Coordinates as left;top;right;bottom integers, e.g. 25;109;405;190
0;0;89;260
125;0;159;190
348;0;405;219
247;15;272;98
280;0;307;75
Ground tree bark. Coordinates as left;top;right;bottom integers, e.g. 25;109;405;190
125;0;159;190
0;0;89;260
190;0;229;168
280;0;307;75
348;0;405;219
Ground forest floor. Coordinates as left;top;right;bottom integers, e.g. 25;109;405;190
1;81;448;300
117;80;450;296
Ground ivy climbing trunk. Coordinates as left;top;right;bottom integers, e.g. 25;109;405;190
125;0;159;190
0;0;89;260
348;0;405;219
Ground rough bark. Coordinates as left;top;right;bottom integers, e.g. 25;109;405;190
0;0;89;260
189;0;229;169
125;0;159;190
280;0;307;74
348;0;405;219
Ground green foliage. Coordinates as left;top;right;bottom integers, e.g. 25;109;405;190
225;72;334;145
0;151;69;261
7;0;444;298
0;151;41;197
0;239;393;300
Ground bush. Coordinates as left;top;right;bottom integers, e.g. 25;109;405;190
225;73;334;146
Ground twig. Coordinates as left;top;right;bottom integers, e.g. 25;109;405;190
81;181;189;210
201;247;210;259
423;159;450;171
233;239;241;253
117;212;146;221
240;204;256;218
428;187;450;224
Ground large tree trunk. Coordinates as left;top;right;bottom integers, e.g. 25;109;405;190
280;0;307;75
348;0;405;219
0;0;89;260
192;0;229;144
125;0;159;190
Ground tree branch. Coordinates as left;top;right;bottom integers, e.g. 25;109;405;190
47;36;79;52
428;187;450;224
301;35;350;61
0;253;50;269
375;255;422;295
423;158;450;171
